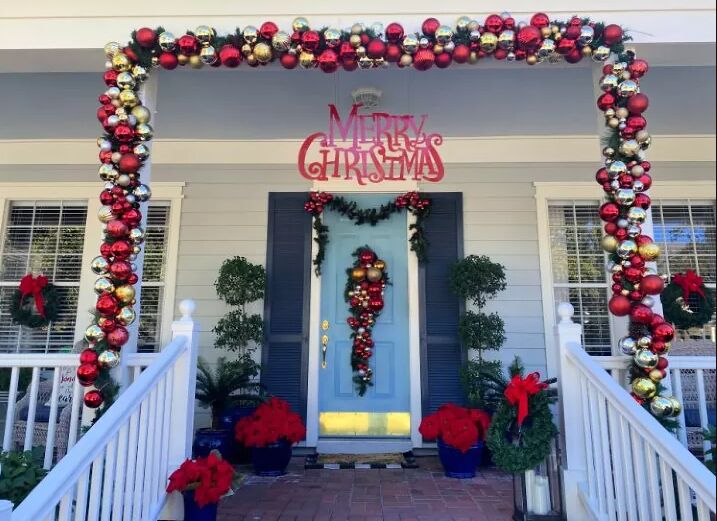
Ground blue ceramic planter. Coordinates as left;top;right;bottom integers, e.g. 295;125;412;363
182;490;218;521
437;438;484;479
251;440;292;476
192;428;233;459
219;406;258;463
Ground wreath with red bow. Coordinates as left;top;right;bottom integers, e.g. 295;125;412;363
10;274;60;328
486;366;557;473
660;270;716;330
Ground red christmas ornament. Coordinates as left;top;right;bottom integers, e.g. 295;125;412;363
122;208;142;226
84;390;104;409
128;274;139;285
301;31;320;52
602;24;624;45
339;42;356;62
627;115;647;130
106;220;129;239
630;255;645;268
627;93;649;114
342;58;358;71
565;48;583;64
452;44;470;63
624;266;644;283
650;313;665;327
159;52;179;70
260;21;279;40
368;284;383;297
494;49;508;60
385;43;402;62
609;295;632;316
109;260;133;281
122;47;138;63
484;14;504;34
597;92;616;111
516;26;542;51
530;13;550;28
99;319;116;333
637;174;652;190
652;322;675;342
118;153;141;173
421;18;440;36
107;326;129;348
100;191;114;205
634;193;651;209
219;45;242;67
599;202;621;222
564;25;581;40
103;70;118;86
96;294;120;317
77;363;100;387
413;49;435;71
630;304;654;324
596;168;609;185
113;124;134;143
318;50;338;73
435;52;452;68
636;235;653;247
557;38;576;55
136;27;157;48
100;242;112;258
656;356;669;369
641;274;665;295
80;349;99;365
178;34;198;55
385;23;404;42
604;222;618;235
366;39;386;59
360;250;377;265
615;228;628;241
110;240;132;260
369;298;384;311
280;53;298;69
628;59;649;78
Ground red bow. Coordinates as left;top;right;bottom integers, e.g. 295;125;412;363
504;373;547;427
18;274;49;318
673;270;705;301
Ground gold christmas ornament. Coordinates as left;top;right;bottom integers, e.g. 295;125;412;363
526;54;538;65
649;396;674;417
253;42;273;63
243;26;259;44
601;235;619;252
582;46;593;57
98;164;118;181
292;17;310;33
323;28;341;48
85;325;105;344
98;350;121;369
358;56;373;69
135;123;154;141
632;377;657;399
366;267;383;282
114;284;136;304
351;267;367;281
435;25;454;45
618;80;639;98
402;35;419;54
97;205;117;223
91;256;110;275
112;53;131;72
200;46;217;65
131;105;151;124
592;46;611;62
94;277;115;295
433;44;444;54
497;30;515;50
246;54;258;66
118;89;138;108
188;54;204;69
195;25;215;45
116;306;136;326
667;397;682;417
399;54;413;67
351;23;364;35
638;242;661;261
627;206;647;224
616;239;637;258
456;16;472;31
373;259;386;271
177;54;189;65
272;31;291;52
299;51;316;69
349;34;362;48
116;72;136;90
479;32;498;53
104;42;122;57
634;349;659;369
131;65;148;82
648;369;664;382
158;32;177;51
619;139;640;157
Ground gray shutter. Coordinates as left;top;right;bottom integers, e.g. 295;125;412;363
420;192;466;414
262;193;312;420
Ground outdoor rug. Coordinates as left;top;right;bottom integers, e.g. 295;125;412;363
305;451;418;469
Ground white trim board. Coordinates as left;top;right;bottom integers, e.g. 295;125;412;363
534;180;717;379
0;135;714;165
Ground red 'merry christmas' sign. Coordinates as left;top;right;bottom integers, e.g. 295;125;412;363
298;104;444;184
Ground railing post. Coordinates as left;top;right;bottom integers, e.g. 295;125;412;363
0;500;12;520
161;299;199;520
555;302;591;520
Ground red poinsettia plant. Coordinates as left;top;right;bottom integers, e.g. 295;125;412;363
419;403;492;453
235;397;306;448
166;451;235;507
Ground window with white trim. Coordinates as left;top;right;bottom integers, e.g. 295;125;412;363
0;201;87;353
652;200;716;339
548;201;613;355
138;203;171;353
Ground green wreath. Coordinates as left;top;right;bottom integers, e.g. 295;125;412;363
10;283;60;329
486;388;557;473
661;280;715;331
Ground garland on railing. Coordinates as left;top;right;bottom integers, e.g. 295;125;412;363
345;247;389;395
304;191;430;276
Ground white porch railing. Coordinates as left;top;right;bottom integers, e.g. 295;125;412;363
3;300;199;520
557;302;717;521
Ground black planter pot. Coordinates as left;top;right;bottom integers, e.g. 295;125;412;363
437;438;484;479
219;406;258;464
251;440;292;476
192;428;233;459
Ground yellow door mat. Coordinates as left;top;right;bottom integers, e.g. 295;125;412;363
305;452;418;469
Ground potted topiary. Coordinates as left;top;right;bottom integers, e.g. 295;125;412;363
166;450;237;521
234;397;306;476
193;356;263;460
419;404;491;478
450;254;507;465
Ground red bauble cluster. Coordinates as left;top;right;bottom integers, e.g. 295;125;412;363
395;191;430;211
346;248;388;394
303;191;333;215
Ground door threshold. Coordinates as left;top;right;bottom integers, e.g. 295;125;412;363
317;438;413;454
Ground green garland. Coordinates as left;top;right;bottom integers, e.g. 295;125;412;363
486;375;557;473
304;191;430;276
660;281;715;331
10;283;60;329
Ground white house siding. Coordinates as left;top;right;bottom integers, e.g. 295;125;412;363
1;161;714;425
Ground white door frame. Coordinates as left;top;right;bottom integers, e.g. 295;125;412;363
305;180;423;451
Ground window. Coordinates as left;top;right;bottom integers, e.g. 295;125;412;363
652;201;716;338
138;203;171;353
0;201;87;353
548;202;613;355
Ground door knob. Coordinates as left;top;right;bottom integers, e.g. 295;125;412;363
321;334;329;368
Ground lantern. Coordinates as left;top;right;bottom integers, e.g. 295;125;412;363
513;438;563;520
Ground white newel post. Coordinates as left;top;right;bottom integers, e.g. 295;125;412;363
0;500;12;520
161;299;199;520
555;302;590;520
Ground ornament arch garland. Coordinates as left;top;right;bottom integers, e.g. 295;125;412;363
83;12;680;421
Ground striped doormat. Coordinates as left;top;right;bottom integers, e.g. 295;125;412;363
305;451;418;469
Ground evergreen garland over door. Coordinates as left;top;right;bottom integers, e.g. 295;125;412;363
262;193;312;420
419;193;466;415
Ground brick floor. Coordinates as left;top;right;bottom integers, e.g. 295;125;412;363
218;456;514;521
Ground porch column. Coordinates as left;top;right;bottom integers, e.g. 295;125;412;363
115;73;159;390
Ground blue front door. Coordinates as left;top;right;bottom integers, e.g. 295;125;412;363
318;194;410;437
